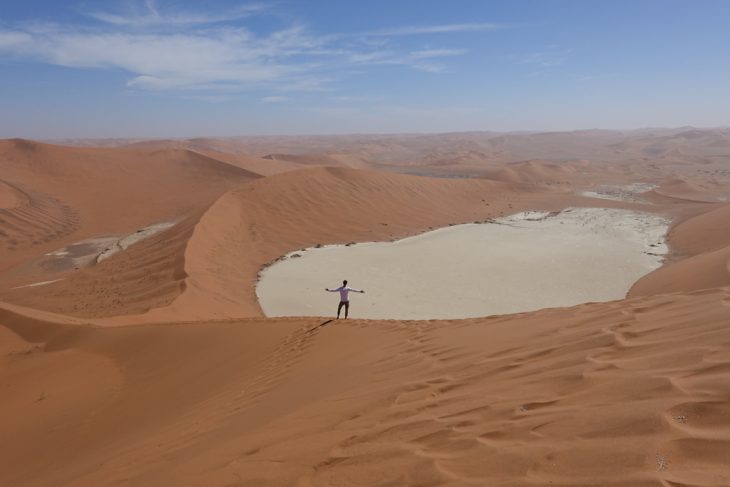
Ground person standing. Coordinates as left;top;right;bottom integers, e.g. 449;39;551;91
325;280;365;319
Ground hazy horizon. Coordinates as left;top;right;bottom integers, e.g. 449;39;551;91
2;0;729;139
17;124;721;143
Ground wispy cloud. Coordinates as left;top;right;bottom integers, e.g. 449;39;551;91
261;95;287;102
410;48;466;60
0;7;498;96
85;0;268;27
348;47;466;72
366;23;503;36
520;48;573;68
0;22;324;91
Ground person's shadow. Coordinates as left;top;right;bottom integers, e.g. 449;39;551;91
305;319;334;335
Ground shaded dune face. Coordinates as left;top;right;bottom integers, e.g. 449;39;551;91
0;181;80;255
0;179;25;209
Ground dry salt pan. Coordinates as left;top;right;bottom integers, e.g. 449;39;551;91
257;208;669;320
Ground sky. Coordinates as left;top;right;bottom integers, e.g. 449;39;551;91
0;0;729;138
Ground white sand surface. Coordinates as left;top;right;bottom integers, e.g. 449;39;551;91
96;221;177;262
257;208;669;319
580;183;656;202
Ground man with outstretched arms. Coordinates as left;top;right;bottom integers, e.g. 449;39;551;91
325;280;365;319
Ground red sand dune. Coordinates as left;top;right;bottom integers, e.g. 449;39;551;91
2;131;730;486
652;178;724;203
668;202;730;255
197;150;305;176
2;287;730;486
486;160;590;187
630;202;730;296
0;139;260;277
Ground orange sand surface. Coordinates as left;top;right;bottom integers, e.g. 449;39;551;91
2;129;730;486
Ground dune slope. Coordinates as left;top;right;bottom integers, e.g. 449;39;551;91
630;202;730;296
0;213;200;317
0;139;260;272
2;287;730;486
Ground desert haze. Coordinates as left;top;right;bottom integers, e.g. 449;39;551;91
2;128;730;486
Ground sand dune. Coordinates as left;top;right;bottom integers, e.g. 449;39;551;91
669;202;730;255
2;130;730;486
1;214;198;317
653;178;727;203
0;140;259;239
0;139;260;301
486;160;590;187
2;287;730;486
196;150;305;176
0;179;80;261
629;202;730;296
0;179;25;208
631;245;730;296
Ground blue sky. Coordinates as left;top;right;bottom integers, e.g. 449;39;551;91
1;0;729;138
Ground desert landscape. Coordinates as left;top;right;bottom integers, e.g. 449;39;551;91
2;128;730;486
2;0;730;484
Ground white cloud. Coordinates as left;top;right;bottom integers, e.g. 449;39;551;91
261;95;287;102
348;50;398;64
85;0;268;27
0;31;33;49
410;48;466;59
0;11;497;96
521;48;573;68
367;23;502;37
0;24;318;91
345;47;464;73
